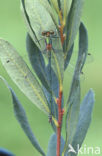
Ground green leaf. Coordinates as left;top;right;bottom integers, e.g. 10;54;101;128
0;39;50;115
45;0;59;14
63;22;88;155
51;47;64;90
65;0;85;54
57;0;61;10
79;22;88;71
47;133;65;156
37;0;59;28
26;33;51;92
0;148;14;156
66;22;88;107
42;86;58;132
64;44;74;70
64;73;80;153
70;89;95;156
21;0;40;47
0;77;45;156
66;22;88;108
61;0;72;22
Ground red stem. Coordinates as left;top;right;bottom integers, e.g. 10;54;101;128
56;12;65;155
56;90;63;156
56;26;64;156
59;26;65;45
59;11;65;46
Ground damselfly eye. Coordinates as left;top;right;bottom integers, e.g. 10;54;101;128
42;31;47;36
50;30;54;35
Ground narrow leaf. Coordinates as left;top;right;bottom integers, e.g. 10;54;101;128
21;0;40;48
42;87;58;132
51;48;64;90
70;89;95;156
47;0;59;14
26;33;51;92
0;39;49;115
61;0;72;22
65;74;80;150
65;0;85;54
38;0;59;28
0;77;45;156
66;22;88;109
79;22;88;71
63;22;88;155
47;133;65;156
0;148;14;156
57;0;61;10
64;44;74;70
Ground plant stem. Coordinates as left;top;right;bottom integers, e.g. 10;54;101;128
59;10;65;45
56;11;65;156
59;26;65;45
56;89;63;156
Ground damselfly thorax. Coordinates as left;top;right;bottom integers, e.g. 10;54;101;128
40;30;59;53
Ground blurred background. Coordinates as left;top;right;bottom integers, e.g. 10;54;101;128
0;0;102;155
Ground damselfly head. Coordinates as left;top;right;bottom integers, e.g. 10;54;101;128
42;30;55;37
46;32;51;37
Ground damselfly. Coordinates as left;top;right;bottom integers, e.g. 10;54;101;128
40;30;60;53
40;30;60;123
